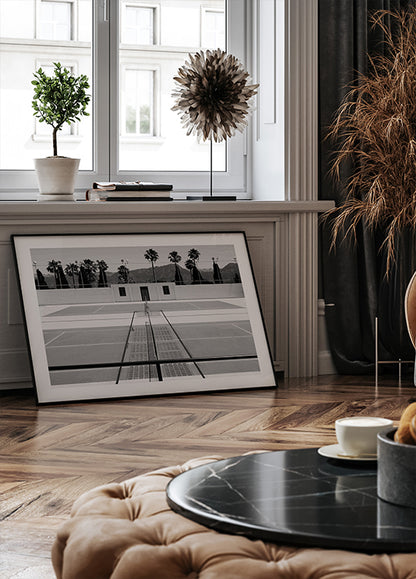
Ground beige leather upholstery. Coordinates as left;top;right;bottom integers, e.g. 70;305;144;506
405;271;416;348
52;455;416;579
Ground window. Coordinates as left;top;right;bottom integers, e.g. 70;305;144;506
122;69;154;136
0;0;92;172
201;8;225;48
0;0;250;198
117;0;228;174
122;5;155;45
162;286;170;295
38;0;73;41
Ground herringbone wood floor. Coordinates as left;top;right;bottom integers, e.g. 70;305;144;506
1;374;415;578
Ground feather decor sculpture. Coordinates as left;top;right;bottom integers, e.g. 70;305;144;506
172;49;258;198
325;8;416;272
172;49;258;143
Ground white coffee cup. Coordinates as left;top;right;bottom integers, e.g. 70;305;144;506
335;416;393;457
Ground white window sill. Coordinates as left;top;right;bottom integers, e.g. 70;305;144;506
0;197;334;219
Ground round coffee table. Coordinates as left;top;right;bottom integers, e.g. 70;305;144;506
166;448;416;552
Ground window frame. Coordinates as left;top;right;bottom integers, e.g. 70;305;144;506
201;5;225;49
121;3;157;46
120;65;157;139
109;0;249;197
36;0;76;42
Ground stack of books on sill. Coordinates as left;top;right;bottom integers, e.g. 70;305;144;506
86;181;173;201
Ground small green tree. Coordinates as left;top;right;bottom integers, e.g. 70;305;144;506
32;62;90;157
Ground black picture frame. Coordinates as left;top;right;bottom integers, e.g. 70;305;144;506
12;232;276;403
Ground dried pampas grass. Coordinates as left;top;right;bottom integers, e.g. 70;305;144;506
172;49;258;143
325;7;416;272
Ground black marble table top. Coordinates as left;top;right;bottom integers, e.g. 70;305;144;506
166;448;416;553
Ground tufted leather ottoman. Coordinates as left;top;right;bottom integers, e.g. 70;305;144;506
52;455;416;579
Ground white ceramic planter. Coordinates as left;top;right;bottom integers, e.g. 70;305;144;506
34;157;80;200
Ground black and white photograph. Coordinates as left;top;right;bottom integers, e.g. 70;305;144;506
12;232;276;403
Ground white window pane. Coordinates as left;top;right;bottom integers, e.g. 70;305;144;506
42;2;53;20
1;0;249;195
122;6;153;45
39;1;72;41
0;0;93;171
124;69;153;135
118;0;226;173
202;10;225;48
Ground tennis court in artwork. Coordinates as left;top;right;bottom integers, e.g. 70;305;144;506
12;232;276;403
43;299;260;385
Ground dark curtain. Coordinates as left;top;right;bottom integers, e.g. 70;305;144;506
319;0;416;374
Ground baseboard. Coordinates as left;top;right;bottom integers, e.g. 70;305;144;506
318;350;337;375
318;299;337;375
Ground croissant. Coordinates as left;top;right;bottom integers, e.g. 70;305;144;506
394;402;416;444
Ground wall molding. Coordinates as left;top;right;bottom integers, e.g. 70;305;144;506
285;0;318;202
284;0;320;376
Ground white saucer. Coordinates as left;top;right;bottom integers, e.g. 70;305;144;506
317;444;377;462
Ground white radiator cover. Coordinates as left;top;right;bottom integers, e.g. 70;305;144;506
0;199;332;390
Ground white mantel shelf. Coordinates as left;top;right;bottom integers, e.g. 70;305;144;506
0;199;334;223
0;198;334;386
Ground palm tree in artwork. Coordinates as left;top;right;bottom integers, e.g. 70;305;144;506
33;261;48;289
188;248;200;263
47;259;69;288
185;259;194;276
36;269;48;289
186;248;204;284
96;259;109;287
168;250;183;285
56;261;70;288
144;248;159;282
46;259;60;288
64;262;79;288
118;259;129;284
79;259;97;288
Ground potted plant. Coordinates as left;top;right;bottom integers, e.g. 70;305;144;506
325;9;416;271
32;62;90;200
325;7;416;362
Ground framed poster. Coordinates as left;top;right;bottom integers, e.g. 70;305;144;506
12;232;276;403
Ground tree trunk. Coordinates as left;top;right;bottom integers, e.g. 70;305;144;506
53;127;58;156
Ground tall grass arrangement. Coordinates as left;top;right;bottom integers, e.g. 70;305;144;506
326;8;416;272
